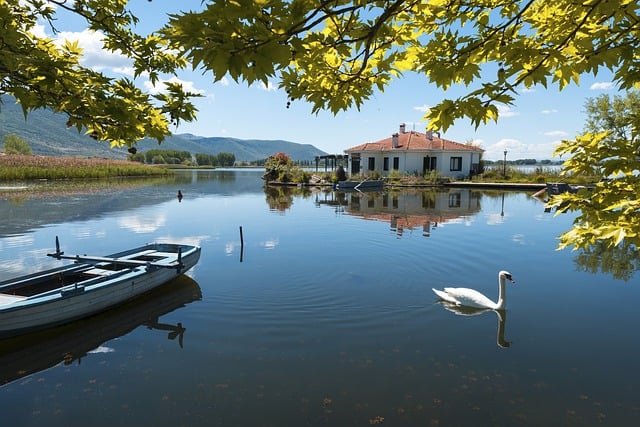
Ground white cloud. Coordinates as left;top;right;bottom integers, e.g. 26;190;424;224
143;76;205;96
497;105;519;118
260;80;277;91
541;109;558;115
29;23;48;38
482;138;561;161
52;29;134;76
470;138;484;148
413;104;431;113
543;130;568;138
590;82;614;90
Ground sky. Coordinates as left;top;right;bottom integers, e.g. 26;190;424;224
37;0;618;161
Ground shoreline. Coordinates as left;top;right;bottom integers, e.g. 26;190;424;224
266;180;547;191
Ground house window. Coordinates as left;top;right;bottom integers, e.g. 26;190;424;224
368;157;375;171
393;157;399;170
448;192;461;208
450;157;462;171
383;157;389;171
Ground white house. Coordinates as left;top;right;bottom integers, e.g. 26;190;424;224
344;124;483;179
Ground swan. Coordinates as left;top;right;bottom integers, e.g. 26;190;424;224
432;270;515;310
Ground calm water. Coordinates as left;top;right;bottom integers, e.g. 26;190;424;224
0;169;638;426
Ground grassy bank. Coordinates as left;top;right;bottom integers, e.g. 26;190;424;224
0;155;171;181
354;165;598;186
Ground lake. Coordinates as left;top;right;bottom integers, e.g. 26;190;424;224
0;169;638;426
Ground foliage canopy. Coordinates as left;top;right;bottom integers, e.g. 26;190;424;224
5;0;640;146
3;0;640;252
162;0;640;131
1;0;199;148
549;91;640;254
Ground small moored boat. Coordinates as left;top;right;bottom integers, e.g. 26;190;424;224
335;178;384;190
0;238;201;338
545;182;590;195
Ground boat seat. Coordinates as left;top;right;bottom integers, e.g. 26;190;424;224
141;252;173;264
0;293;28;306
120;249;158;259
84;268;125;276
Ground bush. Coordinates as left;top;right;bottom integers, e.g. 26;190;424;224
3;134;32;155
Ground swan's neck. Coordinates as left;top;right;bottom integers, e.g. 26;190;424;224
495;276;506;309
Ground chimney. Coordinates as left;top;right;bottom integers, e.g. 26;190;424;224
392;133;399;148
399;123;406;134
426;130;433;140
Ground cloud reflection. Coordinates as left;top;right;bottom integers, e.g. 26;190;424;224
261;238;279;250
118;214;167;234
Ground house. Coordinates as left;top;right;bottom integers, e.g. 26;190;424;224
344;124;483;179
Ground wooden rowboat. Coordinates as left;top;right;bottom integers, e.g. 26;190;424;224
0;238;201;338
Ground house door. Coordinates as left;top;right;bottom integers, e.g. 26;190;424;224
351;159;360;174
423;156;437;174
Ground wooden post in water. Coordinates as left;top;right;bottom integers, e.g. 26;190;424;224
239;226;244;262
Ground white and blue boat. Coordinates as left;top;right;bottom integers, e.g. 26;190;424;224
0;238;201;338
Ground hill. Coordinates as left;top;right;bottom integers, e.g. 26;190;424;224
0;95;327;161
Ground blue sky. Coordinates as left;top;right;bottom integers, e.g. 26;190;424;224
39;0;617;161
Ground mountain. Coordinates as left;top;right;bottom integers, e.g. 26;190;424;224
0;96;327;161
135;133;328;162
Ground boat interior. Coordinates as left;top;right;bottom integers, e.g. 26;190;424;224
0;251;172;300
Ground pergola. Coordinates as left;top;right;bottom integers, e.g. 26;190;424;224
314;154;348;172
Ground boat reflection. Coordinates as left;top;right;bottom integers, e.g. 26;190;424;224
0;275;202;386
317;189;482;237
438;303;511;349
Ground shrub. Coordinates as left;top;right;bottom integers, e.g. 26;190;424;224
3;134;32;155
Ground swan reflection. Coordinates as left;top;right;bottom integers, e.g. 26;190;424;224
438;302;511;348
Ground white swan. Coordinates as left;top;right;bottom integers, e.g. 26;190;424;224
432;270;515;310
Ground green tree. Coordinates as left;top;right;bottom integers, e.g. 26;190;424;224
3;133;32;154
127;152;146;163
217;152;236;167
263;152;293;182
195;153;215;166
1;0;198;148
162;0;640;131
549;91;640;251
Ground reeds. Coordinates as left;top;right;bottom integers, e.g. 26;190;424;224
0;155;170;181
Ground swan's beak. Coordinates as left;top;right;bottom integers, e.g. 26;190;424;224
506;274;515;283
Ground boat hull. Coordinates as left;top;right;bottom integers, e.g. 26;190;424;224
0;243;201;338
336;180;384;190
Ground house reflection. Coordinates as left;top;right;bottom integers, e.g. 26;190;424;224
317;189;482;238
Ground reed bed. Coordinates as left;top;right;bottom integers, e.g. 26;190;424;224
0;155;170;181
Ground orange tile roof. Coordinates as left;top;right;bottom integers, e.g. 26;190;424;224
345;130;483;153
